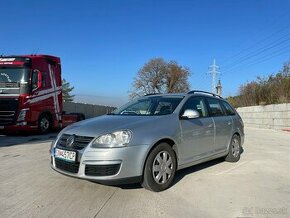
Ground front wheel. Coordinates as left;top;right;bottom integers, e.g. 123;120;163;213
225;134;241;162
38;114;51;134
142;143;177;192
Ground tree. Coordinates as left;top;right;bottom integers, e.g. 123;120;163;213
226;59;290;107
62;79;75;102
130;58;191;98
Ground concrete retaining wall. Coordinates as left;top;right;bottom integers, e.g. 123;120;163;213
63;102;116;119
237;103;290;130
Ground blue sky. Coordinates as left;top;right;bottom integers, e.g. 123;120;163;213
1;0;290;106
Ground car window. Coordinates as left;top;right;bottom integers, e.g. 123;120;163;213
113;96;184;116
181;97;207;117
42;72;47;88
121;100;151;115
31;71;38;90
222;101;236;115
206;98;225;116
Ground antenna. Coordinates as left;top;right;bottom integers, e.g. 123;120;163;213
31;48;36;55
208;59;221;93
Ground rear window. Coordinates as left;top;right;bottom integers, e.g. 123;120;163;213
206;98;225;116
222;101;236;116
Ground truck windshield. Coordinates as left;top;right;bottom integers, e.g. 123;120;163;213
0;68;30;88
111;96;184;116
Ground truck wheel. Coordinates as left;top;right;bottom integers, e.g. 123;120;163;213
142;143;177;192
225;134;241;162
38;114;51;134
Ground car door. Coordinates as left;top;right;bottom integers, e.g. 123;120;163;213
179;96;215;163
206;98;233;154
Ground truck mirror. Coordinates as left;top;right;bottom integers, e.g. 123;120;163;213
37;71;42;89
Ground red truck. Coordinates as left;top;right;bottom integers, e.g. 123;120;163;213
0;55;84;133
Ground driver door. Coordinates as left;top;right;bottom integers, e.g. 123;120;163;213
179;97;215;164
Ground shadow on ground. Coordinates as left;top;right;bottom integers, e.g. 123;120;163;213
112;158;225;190
0;131;58;147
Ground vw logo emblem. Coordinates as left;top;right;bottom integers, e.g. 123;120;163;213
66;135;75;147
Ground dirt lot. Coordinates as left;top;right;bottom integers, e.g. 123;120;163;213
0;127;289;218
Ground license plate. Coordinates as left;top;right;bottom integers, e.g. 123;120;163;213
54;148;76;162
0;126;4;129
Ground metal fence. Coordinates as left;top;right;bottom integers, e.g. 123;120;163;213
63;102;116;119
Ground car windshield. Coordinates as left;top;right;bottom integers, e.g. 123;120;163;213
111;96;184;116
0;68;30;88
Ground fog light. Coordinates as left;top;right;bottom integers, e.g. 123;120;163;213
16;122;27;126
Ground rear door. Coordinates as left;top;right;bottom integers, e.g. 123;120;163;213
179;96;215;163
205;98;233;154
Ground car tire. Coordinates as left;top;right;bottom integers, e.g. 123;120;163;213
225;134;241;162
38;114;51;134
142;142;177;192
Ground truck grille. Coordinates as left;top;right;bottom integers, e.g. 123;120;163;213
0;98;18;125
55;158;80;174
57;134;94;150
85;164;121;177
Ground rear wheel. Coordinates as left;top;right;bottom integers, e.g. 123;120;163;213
142;143;177;192
225;134;241;162
38;114;51;134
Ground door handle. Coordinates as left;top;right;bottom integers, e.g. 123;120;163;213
227;121;232;125
208;124;213;128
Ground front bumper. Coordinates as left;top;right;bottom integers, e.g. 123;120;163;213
50;144;150;184
0;123;37;132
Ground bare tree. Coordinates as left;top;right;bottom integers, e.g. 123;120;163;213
166;61;190;93
130;58;191;98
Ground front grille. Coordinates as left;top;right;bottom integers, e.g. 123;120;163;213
0;98;18;125
55;158;80;174
0;82;19;88
57;134;94;150
85;164;121;176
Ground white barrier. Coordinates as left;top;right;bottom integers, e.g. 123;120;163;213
237;103;290;130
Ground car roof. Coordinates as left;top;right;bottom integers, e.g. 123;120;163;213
144;90;223;100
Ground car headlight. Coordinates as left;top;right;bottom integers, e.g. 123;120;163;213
92;130;132;148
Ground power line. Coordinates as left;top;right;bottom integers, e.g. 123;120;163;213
219;11;290;65
222;47;290;74
222;34;290;71
220;24;290;65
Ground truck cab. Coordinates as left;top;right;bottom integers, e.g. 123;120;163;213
0;55;82;133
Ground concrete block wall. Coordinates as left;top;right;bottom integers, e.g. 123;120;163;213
237;103;290;130
63;102;116;119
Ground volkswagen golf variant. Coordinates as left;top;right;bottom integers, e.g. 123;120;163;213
50;90;244;192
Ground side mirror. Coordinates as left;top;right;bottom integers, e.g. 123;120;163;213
181;109;200;119
37;71;42;89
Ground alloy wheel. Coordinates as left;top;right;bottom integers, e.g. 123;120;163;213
152;151;173;184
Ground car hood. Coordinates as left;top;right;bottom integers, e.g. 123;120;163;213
62;115;166;137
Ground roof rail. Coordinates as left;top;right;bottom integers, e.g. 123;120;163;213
187;90;223;99
144;93;160;96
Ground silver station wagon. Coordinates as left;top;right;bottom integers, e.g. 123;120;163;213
50;90;244;192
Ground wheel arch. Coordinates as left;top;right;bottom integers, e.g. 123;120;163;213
227;131;241;152
38;111;54;128
142;138;179;176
